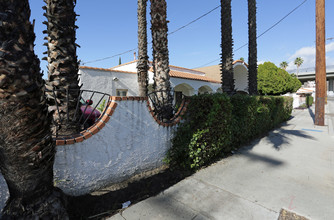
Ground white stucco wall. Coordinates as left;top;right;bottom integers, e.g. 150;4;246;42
171;77;220;95
53;100;175;196
0;99;176;210
233;64;248;92
79;68;139;96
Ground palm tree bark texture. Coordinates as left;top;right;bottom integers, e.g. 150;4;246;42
0;0;68;218
220;0;235;95
44;0;81;136
137;0;149;97
150;0;173;120
248;0;258;95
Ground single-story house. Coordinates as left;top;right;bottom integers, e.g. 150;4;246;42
78;59;249;98
194;60;249;93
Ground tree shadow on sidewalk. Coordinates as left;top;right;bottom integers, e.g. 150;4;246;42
235;116;317;164
308;107;315;123
266;127;316;151
237;150;285;167
232;121;316;168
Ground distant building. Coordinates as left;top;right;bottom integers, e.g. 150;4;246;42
287;65;334;92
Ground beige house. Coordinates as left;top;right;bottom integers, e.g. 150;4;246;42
194;60;249;93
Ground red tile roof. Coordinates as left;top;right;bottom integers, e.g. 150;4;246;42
169;70;220;83
81;62;220;84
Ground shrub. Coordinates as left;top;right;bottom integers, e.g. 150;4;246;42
306;95;313;107
165;94;293;171
97;99;106;113
165;93;233;169
258;62;301;95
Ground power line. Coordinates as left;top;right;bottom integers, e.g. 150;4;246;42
82;48;137;65
82;5;220;65
168;5;220;36
194;0;308;69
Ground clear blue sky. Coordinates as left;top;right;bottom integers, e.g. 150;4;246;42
28;0;334;77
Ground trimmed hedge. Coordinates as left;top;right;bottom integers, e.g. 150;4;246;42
306;95;313;107
165;94;293;170
258;62;301;95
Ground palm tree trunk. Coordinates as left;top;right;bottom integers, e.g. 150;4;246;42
0;0;68;218
150;0;173;120
44;0;81;136
220;0;235;95
137;0;149;97
248;0;258;95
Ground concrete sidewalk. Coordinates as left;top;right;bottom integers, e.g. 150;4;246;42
109;103;334;220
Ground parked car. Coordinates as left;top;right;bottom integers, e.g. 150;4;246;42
80;99;101;128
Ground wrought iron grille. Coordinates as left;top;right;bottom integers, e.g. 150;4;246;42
148;90;186;123
46;88;111;138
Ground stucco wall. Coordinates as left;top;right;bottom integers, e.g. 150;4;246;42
53;99;175;196
234;64;248;92
0;98;178;211
170;77;220;95
79;68;139;96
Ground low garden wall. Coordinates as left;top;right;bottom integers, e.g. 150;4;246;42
53;97;184;195
0;96;187;210
0;94;292;212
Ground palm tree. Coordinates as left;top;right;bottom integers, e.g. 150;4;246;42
150;0;173;120
247;0;258;95
0;0;67;218
280;61;288;70
44;0;81;135
137;0;149;97
294;57;304;78
220;0;235;95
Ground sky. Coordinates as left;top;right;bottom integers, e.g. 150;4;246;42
28;0;334;77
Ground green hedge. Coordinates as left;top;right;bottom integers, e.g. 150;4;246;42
165;94;293;170
258;62;301;95
306;95;313;107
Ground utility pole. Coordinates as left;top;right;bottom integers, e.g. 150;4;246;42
315;0;326;126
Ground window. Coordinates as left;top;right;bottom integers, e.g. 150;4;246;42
116;89;128;97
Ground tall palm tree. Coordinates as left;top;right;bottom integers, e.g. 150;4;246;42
137;0;149;97
294;57;304;78
247;0;258;95
150;0;173;120
280;61;288;70
44;0;81;135
220;0;235;95
0;0;67;218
